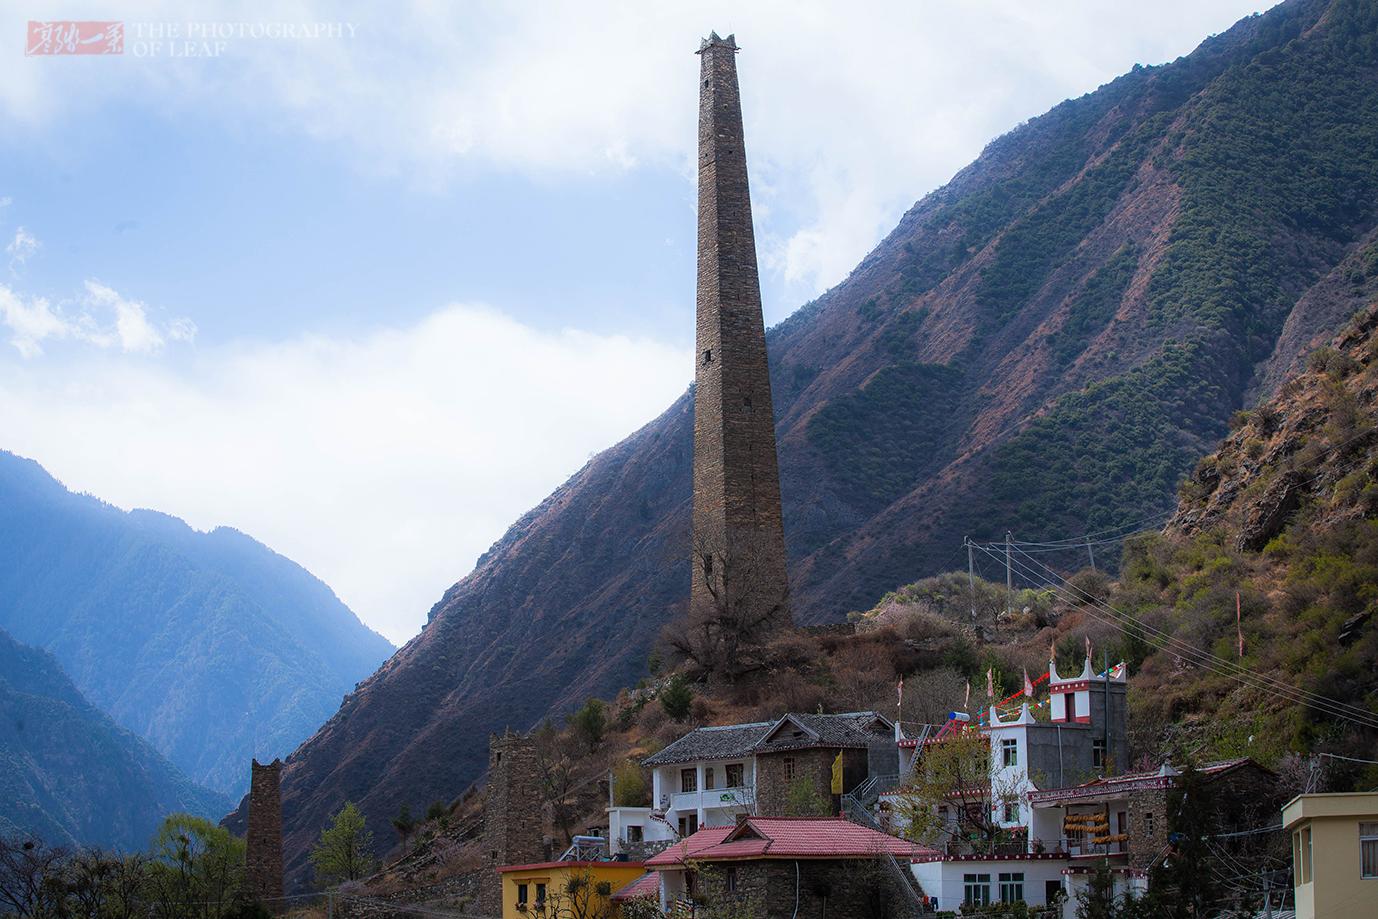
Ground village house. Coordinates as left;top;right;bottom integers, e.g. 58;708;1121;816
879;655;1277;914
645;815;932;918
607;711;896;857
495;859;648;919
1283;790;1378;919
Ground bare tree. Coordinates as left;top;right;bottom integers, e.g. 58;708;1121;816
0;836;69;918
664;531;790;682
537;868;616;919
532;721;581;846
893;729;1021;851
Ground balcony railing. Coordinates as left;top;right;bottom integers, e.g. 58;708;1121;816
669;786;753;813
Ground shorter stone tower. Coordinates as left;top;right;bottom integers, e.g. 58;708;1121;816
477;731;544;916
245;759;284;911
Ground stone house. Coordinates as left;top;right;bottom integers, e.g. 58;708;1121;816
880;655;1277;914
645;815;933;918
608;711;895;857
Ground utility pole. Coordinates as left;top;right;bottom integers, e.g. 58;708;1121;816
1086;536;1096;572
966;538;976;620
1103;647;1111;775
1005;532;1013;613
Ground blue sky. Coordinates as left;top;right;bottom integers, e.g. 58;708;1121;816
0;1;1270;643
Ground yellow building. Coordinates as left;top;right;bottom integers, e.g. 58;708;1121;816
496;860;648;919
1283;791;1378;918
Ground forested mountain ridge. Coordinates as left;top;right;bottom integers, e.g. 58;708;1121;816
0;628;229;851
0;451;394;796
244;0;1378;885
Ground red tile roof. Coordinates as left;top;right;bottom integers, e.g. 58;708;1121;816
645;817;933;866
496;860;644;873
610;871;660;901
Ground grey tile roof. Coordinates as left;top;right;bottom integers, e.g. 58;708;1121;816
753;712;893;754
642;721;771;766
643;712;892;766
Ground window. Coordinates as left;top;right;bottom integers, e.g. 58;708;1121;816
1003;801;1020;824
998;872;1025;904
681;768;697;793
1361;822;1378;879
963;873;991;906
725;866;738;893
705;767;715;790
534;882;547;909
626;825;643;843
703;348;713;364
679;814;698;836
725;763;744;787
1001;738;1018;768
1145;811;1155;836
783;757;795;781
517;882;529;907
1092;739;1106;769
1299;827;1312;884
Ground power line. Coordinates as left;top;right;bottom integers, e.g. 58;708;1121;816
971;543;1378;730
1006;544;1378;726
997;545;1378;729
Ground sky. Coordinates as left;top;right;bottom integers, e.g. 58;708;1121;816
0;1;1271;645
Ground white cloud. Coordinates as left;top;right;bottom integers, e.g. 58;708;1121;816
6;226;39;269
0;2;1270;300
0;287;66;358
0;279;195;357
0;301;689;644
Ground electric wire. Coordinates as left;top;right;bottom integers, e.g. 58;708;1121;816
994;545;1378;730
1005;543;1378;725
969;543;1378;730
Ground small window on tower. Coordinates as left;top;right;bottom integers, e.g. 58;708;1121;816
703;349;713;364
1093;739;1107;769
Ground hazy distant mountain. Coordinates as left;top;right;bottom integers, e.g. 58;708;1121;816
0;627;228;850
239;0;1378;885
0;451;394;795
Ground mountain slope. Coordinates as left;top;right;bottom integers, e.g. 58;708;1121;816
0;451;394;795
251;0;1378;884
1119;305;1378;765
0;628;229;850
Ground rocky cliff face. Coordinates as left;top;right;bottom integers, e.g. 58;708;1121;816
248;0;1378;885
1169;306;1378;547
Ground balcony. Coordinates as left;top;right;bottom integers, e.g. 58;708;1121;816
668;785;753;814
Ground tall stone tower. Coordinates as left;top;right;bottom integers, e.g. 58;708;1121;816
245;759;284;912
691;32;791;631
477;731;544;916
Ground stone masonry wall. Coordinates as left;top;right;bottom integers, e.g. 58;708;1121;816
755;748;865;816
695;857;917;919
476;732;544;916
245;759;284;912
690;33;791;634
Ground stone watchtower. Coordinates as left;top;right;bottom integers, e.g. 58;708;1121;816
477;731;544;916
245;759;284;912
691;32;792;631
